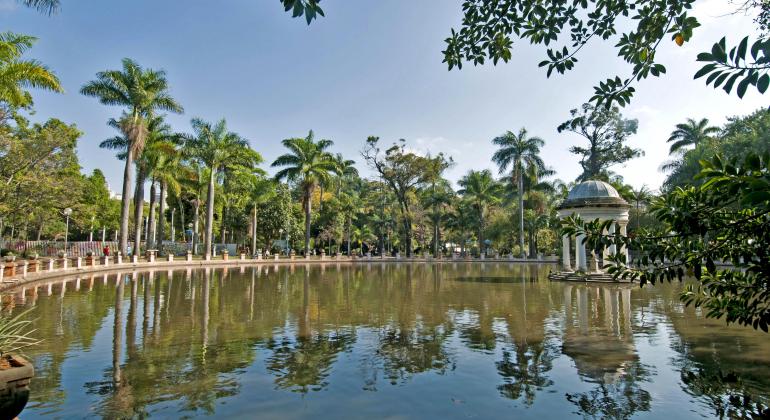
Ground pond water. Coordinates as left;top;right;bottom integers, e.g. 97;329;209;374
6;263;770;418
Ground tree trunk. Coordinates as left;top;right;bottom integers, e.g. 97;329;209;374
346;217;351;256
157;181;167;255
303;186;312;255
119;148;134;255
220;200;227;245
518;171;525;258
478;211;485;257
178;196;186;243
146;180;157;250
133;166;146;256
204;169;216;258
192;200;199;254
251;204;258;255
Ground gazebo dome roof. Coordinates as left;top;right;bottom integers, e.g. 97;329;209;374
559;180;629;210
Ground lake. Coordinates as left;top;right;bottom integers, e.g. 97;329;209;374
8;263;770;418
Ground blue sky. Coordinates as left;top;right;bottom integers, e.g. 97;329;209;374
2;0;766;192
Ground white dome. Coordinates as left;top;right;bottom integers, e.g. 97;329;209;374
567;180;621;200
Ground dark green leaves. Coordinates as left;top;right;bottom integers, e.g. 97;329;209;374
281;0;324;25
695;36;770;98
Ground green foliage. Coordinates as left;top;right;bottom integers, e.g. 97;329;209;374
695;37;770;98
663;109;770;191
558;104;641;181
563;152;770;331
281;0;324;24
0;31;62;111
441;0;769;107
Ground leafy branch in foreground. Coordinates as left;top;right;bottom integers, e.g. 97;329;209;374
442;0;769;107
562;152;770;331
695;36;770;98
0;307;41;357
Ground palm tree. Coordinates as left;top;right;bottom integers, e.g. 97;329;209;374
272;130;336;255
491;128;546;258
458;170;503;257
0;32;62;112
81;58;183;255
184;118;260;259
630;185;652;230
332;153;358;194
100;114;176;255
151;143;187;255
249;177;275;255
666;118;719;155
18;0;59;14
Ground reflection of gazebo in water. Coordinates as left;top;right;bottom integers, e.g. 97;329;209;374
560;284;652;417
549;180;631;282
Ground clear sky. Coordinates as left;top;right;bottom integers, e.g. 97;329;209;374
2;0;765;193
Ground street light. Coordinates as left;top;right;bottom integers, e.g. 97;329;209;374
63;208;73;255
89;215;95;242
279;228;284;255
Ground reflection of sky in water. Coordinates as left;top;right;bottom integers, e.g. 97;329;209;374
5;263;769;418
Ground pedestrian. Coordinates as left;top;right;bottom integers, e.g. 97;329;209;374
103;245;110;256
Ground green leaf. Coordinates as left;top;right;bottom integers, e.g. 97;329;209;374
693;63;716;79
758;74;769;93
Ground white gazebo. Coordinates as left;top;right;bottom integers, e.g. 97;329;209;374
556;180;630;273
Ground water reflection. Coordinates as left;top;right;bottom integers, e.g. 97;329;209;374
3;263;768;418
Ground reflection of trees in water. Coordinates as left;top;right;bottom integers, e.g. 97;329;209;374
496;341;555;405
376;323;454;385
266;330;356;393
565;362;651;419
644;281;770;418
561;285;653;419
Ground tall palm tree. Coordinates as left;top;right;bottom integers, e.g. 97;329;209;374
184;118;260;259
81;58;183;255
666;118;719;155
0;32;62;112
272;130;336;255
249;177;275;255
458;169;503;257
491;128;546;258
332;153;358;194
151;143;187;255
100;114;176;255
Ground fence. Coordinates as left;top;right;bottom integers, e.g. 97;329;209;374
0;240;119;257
1;240;238;257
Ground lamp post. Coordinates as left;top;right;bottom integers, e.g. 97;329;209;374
279;228;284;255
89;215;95;242
63;208;73;256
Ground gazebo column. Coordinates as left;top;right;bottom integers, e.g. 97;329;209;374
562;234;572;270
608;224;617;256
619;222;629;264
575;234;587;271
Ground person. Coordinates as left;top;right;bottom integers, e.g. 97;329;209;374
103;245;110;256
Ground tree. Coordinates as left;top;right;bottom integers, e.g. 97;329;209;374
248;177;276;255
558;103;642;182
563;152;770;332
492;128;546;258
667;118;720;155
100;114;175;255
441;0;769;107
362;137;441;257
630;185;653;230
184;118;260;258
81;58;183;255
0;31;62;115
458;169;503;257
272;130;336;255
